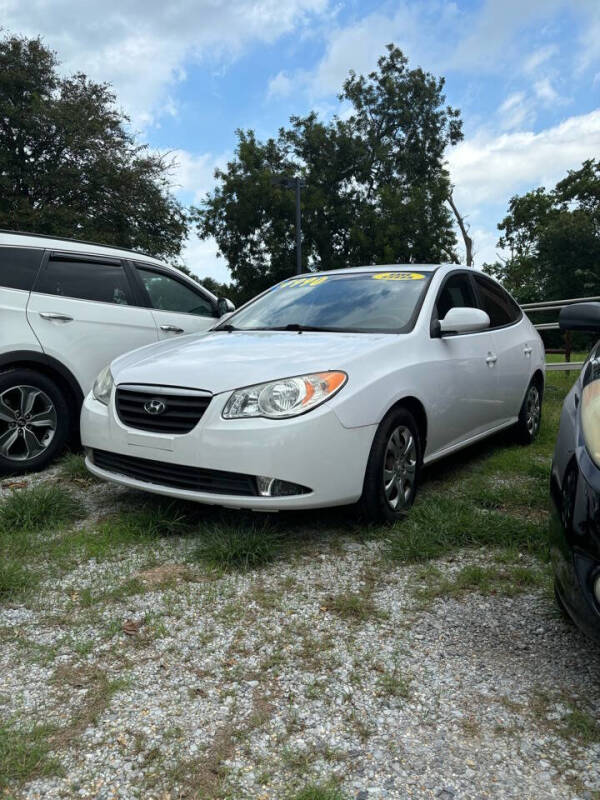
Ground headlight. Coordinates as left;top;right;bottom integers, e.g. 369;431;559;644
92;366;114;406
222;371;347;419
581;359;600;465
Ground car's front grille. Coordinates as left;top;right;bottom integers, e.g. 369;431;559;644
92;449;258;496
115;387;211;434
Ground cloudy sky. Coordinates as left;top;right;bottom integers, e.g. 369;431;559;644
3;0;600;280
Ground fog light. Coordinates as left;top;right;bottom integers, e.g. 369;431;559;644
256;475;310;497
594;575;600;605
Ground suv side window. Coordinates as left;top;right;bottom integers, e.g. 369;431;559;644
34;255;132;305
136;266;216;317
435;273;478;320
473;275;521;328
0;247;44;291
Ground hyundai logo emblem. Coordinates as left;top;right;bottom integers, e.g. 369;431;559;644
144;398;167;415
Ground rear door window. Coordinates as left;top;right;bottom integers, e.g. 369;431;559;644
0;246;44;291
473;275;521;328
34;255;133;305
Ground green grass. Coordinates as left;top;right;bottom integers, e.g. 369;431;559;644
326;590;380;622
414;563;549;603
384;368;575;566
58;452;92;482
190;520;283;571
0;484;82;533
0;722;61;791
290;783;346;800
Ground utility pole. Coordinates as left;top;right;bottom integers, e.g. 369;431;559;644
271;175;306;275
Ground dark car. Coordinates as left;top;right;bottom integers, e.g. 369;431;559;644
551;302;600;641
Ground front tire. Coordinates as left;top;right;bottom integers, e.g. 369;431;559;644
0;369;70;476
359;406;422;523
516;379;542;444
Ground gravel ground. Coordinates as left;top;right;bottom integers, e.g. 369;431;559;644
2;469;600;800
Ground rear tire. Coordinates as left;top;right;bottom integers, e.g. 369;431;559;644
359;406;422;523
0;369;70;476
515;379;542;445
554;579;574;625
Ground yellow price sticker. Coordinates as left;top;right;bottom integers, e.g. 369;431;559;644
279;276;328;288
372;272;425;281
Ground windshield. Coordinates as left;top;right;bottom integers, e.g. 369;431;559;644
220;271;432;333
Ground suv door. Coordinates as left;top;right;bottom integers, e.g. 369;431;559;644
27;252;158;394
0;246;45;356
132;264;218;339
473;274;530;425
427;271;500;454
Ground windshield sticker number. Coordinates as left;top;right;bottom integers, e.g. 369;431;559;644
372;272;425;281
279;277;328;289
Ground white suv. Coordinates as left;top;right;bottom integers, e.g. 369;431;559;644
0;230;233;475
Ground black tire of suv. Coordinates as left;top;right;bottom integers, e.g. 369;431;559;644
0;369;70;476
515;378;542;445
358;406;422;523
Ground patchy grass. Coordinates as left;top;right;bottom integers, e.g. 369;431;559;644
0;484;82;533
0;722;62;791
58;452;93;482
413;563;550;604
190;520;283;571
376;667;412;699
290;782;346;800
325;590;380;622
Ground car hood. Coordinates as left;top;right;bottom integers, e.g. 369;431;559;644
110;330;390;394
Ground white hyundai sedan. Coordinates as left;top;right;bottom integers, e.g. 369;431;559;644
81;265;545;521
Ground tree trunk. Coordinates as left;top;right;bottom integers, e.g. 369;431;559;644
448;193;473;267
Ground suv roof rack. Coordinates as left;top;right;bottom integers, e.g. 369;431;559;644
0;228;158;260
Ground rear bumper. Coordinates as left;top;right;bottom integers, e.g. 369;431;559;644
81;390;376;511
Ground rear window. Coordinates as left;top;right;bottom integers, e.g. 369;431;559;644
474;275;522;327
34;256;132;305
0;246;44;291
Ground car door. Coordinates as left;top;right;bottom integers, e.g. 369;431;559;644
426;271;501;454
473;274;531;425
27;251;158;394
132;263;218;340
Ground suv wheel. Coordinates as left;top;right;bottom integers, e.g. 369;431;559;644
359;406;422;523
0;369;70;475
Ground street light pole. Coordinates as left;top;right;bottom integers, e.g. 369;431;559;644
271;175;306;276
294;177;302;275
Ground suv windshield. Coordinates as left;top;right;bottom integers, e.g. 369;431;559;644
220;270;432;333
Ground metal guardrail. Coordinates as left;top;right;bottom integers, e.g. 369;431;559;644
520;296;600;372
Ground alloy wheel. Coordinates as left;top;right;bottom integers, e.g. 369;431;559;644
525;384;541;437
382;425;417;511
0;385;57;462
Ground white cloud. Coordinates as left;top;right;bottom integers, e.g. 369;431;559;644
166;149;231;205
523;44;559;73
267;71;294;99
498;92;535;130
448;108;600;206
2;0;329;125
181;235;230;284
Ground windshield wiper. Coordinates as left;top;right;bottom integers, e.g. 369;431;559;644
257;323;336;333
217;323;238;332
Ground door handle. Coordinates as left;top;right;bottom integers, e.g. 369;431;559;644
39;312;74;322
160;324;184;334
486;353;497;366
523;346;533;356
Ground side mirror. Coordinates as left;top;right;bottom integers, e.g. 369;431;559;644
217;297;235;317
439;307;490;336
560;302;600;332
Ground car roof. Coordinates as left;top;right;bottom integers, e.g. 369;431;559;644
0;229;165;267
293;264;453;278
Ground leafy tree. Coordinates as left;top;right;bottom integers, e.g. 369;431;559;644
484;160;600;303
0;34;188;261
193;45;463;301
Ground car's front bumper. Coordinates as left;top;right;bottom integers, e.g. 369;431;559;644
81;391;376;511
